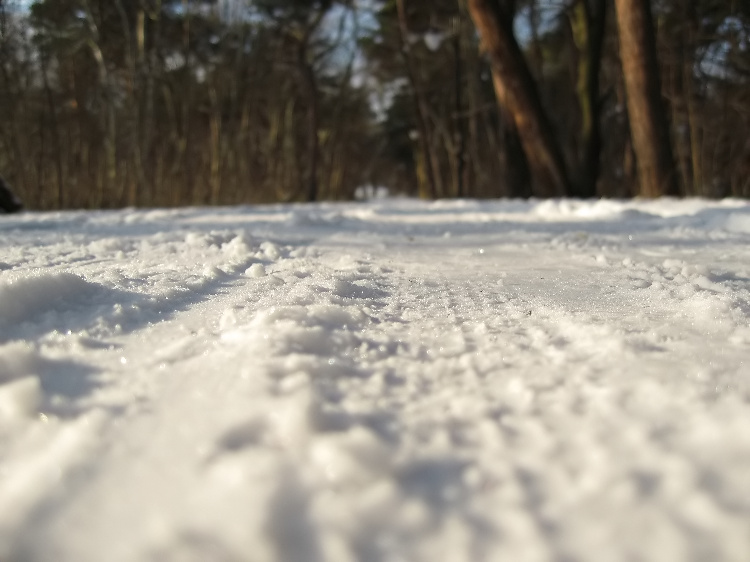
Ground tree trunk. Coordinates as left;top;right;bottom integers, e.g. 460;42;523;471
175;0;198;205
114;0;143;207
40;53;65;208
83;0;117;205
614;0;678;197
453;11;466;198
208;85;222;204
297;40;320;203
396;0;440;199
498;104;531;198
570;0;606;198
467;0;571;197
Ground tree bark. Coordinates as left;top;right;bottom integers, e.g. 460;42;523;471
453;11;466;198
570;0;606;198
396;0;440;199
40;52;65;208
297;39;320;202
614;0;678;197
467;0;571;197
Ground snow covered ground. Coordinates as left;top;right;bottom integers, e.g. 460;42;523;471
1;198;750;562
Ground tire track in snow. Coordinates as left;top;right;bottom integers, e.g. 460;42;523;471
366;244;750;562
5;235;750;561
0;229;293;559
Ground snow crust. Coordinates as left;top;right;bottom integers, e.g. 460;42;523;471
1;198;749;561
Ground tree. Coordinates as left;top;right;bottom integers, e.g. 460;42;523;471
659;0;750;197
8;0;377;208
395;0;439;199
569;0;607;198
467;0;571;197
1;0;748;207
254;0;335;202
614;0;678;197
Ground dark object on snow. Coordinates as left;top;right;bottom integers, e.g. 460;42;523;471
0;176;22;214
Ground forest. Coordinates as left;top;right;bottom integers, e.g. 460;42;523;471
0;0;748;210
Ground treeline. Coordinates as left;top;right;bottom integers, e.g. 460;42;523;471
0;0;748;210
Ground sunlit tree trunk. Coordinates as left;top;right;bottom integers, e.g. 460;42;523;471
114;0;144;206
614;0;678;197
468;0;571;197
178;0;198;205
84;1;117;207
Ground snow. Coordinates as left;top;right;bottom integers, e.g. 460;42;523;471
1;198;749;561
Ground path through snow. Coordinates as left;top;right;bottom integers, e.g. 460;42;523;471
1;199;750;561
